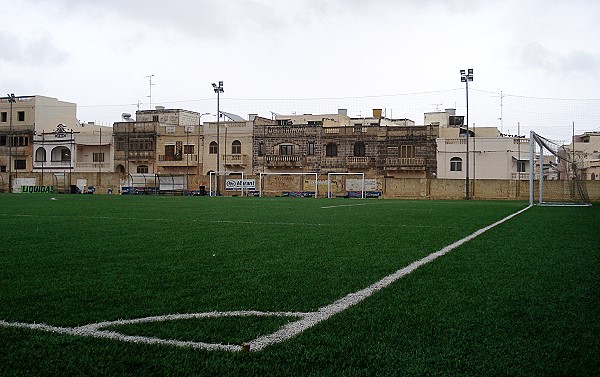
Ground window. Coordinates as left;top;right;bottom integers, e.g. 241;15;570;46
14;159;26;170
165;145;175;156
209;141;218;154
35;148;46;162
0;165;5;172
450;157;462;172
137;165;149;174
280;144;294;156
152;115;159;122
184;144;195;155
12;136;28;146
353;142;366;157
17;111;25;122
517;160;526;173
0;135;5;146
231;140;241;154
93;152;105;163
1;112;6;122
307;141;315;156
326;142;337;157
129;137;154;151
258;142;265;156
400;145;415;158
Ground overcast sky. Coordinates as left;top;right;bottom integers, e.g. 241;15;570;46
2;0;599;140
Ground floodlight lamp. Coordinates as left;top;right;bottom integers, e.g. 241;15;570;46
212;83;217;89
460;69;466;76
468;68;473;75
461;77;466;82
218;81;223;87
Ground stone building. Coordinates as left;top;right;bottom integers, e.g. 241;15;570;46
253;109;438;178
113;108;201;188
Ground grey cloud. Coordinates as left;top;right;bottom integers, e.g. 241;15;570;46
521;42;599;77
29;0;286;40
0;31;69;66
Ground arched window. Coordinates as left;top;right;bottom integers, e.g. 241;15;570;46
258;142;266;156
51;146;70;162
35;147;46;162
353;141;366;157
326;143;337;157
231;140;241;154
209;141;218;154
137;165;149;174
450;157;462;172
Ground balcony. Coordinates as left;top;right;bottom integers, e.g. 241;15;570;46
115;150;155;161
346;156;372;167
265;155;304;167
223;154;248;166
511;172;529;180
158;154;198;166
75;162;112;171
385;157;426;170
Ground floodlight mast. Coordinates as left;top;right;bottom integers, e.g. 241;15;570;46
460;69;473;200
212;81;224;195
7;93;16;193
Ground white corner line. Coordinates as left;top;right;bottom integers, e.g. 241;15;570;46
0;205;532;353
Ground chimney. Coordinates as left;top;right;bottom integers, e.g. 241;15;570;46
249;114;258;121
338;108;348;116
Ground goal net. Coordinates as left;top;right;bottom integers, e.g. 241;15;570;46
529;131;590;206
258;172;318;198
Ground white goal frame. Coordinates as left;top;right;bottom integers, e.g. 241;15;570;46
327;172;365;199
258;172;318;198
529;130;591;206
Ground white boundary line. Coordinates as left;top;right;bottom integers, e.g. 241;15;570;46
320;203;369;209
0;205;532;352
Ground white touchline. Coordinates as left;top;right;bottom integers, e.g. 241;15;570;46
0;206;531;352
320;203;369;209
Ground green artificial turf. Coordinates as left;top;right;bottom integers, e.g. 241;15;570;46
0;195;598;376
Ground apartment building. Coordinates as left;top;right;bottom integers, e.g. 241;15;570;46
434;109;531;180
112;108;202;189
253;109;437;178
0;95;112;191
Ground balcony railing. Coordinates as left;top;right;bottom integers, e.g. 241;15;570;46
511;172;529;180
115;150;155;161
385;157;425;166
222;154;248;166
265;155;303;166
159;154;183;162
346;156;371;166
158;155;198;166
75;162;112;170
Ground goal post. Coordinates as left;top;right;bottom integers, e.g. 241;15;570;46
258;172;318;198
529;131;591;206
327;172;365;199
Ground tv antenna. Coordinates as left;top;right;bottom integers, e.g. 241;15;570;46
432;103;443;112
145;74;155;109
491;91;505;133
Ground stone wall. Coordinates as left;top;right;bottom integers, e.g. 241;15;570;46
1;171;599;201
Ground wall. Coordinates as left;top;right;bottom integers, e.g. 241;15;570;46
1;172;599;201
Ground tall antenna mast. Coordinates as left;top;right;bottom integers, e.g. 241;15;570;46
491;91;505;133
145;74;155;109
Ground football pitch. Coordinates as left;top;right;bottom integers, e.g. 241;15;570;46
0;195;598;376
